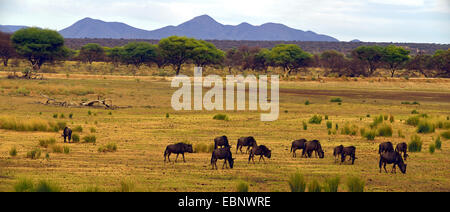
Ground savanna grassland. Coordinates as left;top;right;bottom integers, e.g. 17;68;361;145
0;63;449;192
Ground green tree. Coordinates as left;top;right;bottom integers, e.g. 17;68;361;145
406;53;434;78
158;36;198;75
269;44;311;77
11;27;68;78
120;42;157;68
382;45;410;77
0;31;16;66
253;48;271;73
432;49;450;78
352;46;384;77
191;40;224;68
105;46;123;67
79;43;105;64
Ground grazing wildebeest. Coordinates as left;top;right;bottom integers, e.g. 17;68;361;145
395;142;408;161
236;137;257;154
248;145;272;164
164;143;193;163
211;147;235;170
333;145;344;162
61;127;72;143
291;139;307;158
302;140;324;158
340;146;357;165
379;151;407;174
379;142;394;154
214;136;230;149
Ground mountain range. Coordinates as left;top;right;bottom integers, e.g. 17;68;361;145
1;15;339;42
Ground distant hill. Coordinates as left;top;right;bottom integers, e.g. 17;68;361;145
0;25;28;33
58;15;339;42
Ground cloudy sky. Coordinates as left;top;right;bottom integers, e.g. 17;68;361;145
0;0;449;43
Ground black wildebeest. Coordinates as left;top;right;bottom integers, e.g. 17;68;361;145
395;142;408;161
379;151;407;174
248;145;272;164
291;139;307;158
214;136;230;149
236;136;257;154
303;140;324;158
211;147;235;170
333;145;344;162
340;146;357;165
379;142;394;154
164;143;193;163
61;127;72;143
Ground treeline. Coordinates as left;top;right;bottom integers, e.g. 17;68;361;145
1;28;449;78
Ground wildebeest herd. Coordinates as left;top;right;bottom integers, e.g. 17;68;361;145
161;134;410;174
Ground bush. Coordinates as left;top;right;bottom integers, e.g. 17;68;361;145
330;97;342;103
308;115;322;124
51;145;63;153
14;178;34;192
406;116;420;126
346;177;365;192
288;172;306;192
326;121;332;129
26;148;41;159
34;180;61;192
63;146;70;154
73;125;83;132
72;133;80;143
429;144;436;154
236;181;249;192
323;177;340;192
83;135;96;144
377;124;393;137
9;146;17;157
98;143;117;153
165;113;169;118
90;127;96;133
411;110;419;114
341;123;358;136
363;130;376;140
440;130;450;140
302;121;308;130
39;138;56;148
435;136;442;150
213;114;229;121
308;180;322;192
416;120;435;134
304;100;310;105
69;113;73;119
370;115;384;128
59;113;65;119
408;135;423;152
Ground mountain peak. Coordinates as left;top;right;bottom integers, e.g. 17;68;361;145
183;14;221;26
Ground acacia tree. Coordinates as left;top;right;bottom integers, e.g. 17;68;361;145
105;46;123;67
223;48;242;74
79;43;105;64
191;40;224;68
381;45;410;77
269;44;311;77
432;49;450;78
406;53;434;78
320;50;347;76
158;36;198;75
253;48;271;73
11;27;68;78
120;42;157;68
351;46;384;77
0;31;16;66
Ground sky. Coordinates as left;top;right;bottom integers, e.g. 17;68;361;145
0;0;449;43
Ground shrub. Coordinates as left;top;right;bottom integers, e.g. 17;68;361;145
90;127;96;133
166;113;169;118
69;113;73;119
308;115;322;124
406;116;420;126
440;131;450;140
302;121;308;130
14;178;34;192
73;125;83;132
325;115;329;120
346;177;365;192
308;180;322;192
323;177;340;192
26;148;41;159
326;121;333;129
72;133;80;143
34;180;61;192
398;129;405;138
63;146;70;154
213;114;229;121
411;110;419;114
408;134;423;152
83;135;96;144
59;113;65;119
98;143;117;153
363;130;376;140
377;124;393;137
389;115;394;123
341;123;358;136
416;120;435;134
9;146;17;157
51;145;63;153
119;180;135;192
39;138;56;148
304;100;310;105
429;144;436;154
236;181;249;192
330;97;342;103
288;172;306;192
370;115;384;128
435;136;442;150
53;113;58;119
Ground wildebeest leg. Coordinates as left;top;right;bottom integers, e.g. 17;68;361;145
182;153;186;163
175;153;179;162
379;159;382;173
293;148;297;158
383;162;388;173
392;164;396;174
248;154;253;164
351;154;355;165
64;136;66;143
167;152;171;162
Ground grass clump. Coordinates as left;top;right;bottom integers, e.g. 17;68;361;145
236;181;249;192
362;129;376;140
73;125;83;132
194;143;215;153
435;136;442;150
26;148;41;159
14;178;35;192
302;121;308;130
308;180;322;192
330;97;342;103
323;177;340;192
429;144;436;154
341;123;358;136
288;172;306;192
34;180;61;192
416;120;435;134
63;146;70;154
346;177;365;192
39;138;56;148
9;146;17;157
83;135;97;144
308;115;322;124
119;180;135;192
213;114;230;121
406;116;420;126
440;130;450;140
326;121;333;129
72;133;80;143
377;124;393;137
408;134;423;152
98;143;117;153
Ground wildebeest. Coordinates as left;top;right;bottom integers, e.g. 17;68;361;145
164;143;193;163
340;146;357;165
236;137;257;154
379;142;394;154
211;147;235;170
395;142;408;161
61;127;72;143
303;140;324;158
291;139;307;158
333;145;344;162
214;136;230;149
248;145;272;164
379;151;407;174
